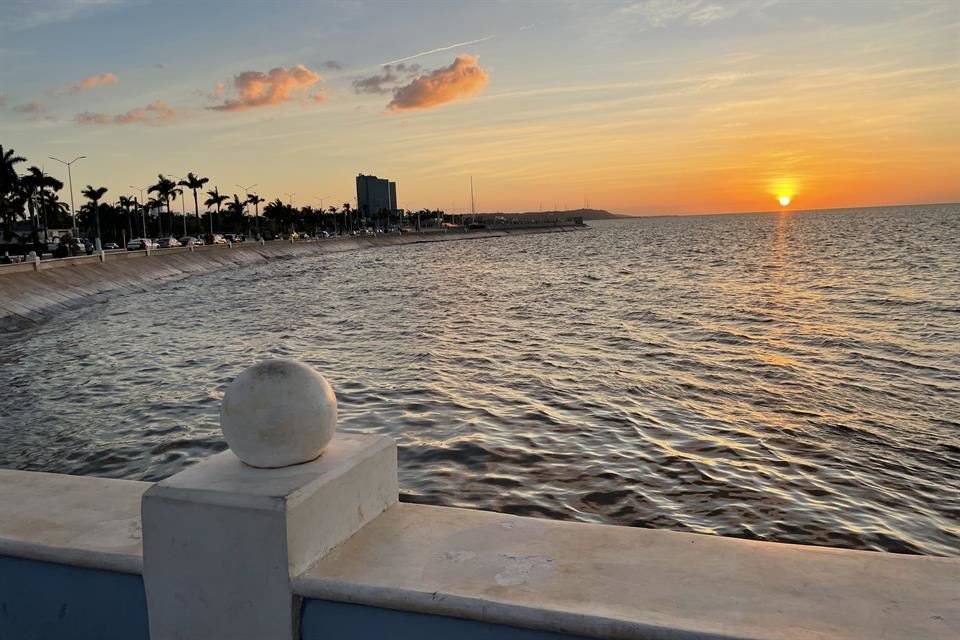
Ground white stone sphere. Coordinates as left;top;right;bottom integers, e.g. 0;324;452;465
220;359;337;468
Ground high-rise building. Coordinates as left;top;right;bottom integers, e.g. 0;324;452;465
356;174;398;220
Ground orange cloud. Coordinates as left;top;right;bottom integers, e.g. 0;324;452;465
387;55;488;111
76;99;176;125
70;72;118;93
210;64;322;112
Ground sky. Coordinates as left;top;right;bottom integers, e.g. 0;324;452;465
0;0;958;216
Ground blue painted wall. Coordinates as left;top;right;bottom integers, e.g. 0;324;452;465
301;598;592;640
0;555;149;640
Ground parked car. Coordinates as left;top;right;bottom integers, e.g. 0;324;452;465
179;236;200;247
127;238;156;251
211;234;227;245
157;237;178;249
103;242;120;250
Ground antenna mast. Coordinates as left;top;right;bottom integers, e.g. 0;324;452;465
470;176;476;224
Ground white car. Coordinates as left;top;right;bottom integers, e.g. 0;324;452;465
127;238;156;251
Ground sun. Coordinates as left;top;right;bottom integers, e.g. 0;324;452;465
778;195;791;207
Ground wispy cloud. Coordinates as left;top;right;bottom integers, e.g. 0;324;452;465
382;36;494;66
388;55;489;111
619;0;752;29
3;0;126;32
76;99;176;125
320;60;343;70
353;63;421;95
209;64;323;112
68;71;118;92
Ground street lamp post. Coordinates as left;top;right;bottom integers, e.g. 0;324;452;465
236;183;257;238
314;195;329;235
49;155;86;237
285;193;296;235
130;185;148;239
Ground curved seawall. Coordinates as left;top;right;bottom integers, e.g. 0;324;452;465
0;226;581;328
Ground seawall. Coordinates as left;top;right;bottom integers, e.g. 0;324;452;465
0;226;581;328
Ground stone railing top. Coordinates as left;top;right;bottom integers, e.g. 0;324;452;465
220;359;338;468
0;469;147;574
294;503;960;640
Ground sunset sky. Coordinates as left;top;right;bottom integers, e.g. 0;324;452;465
1;0;957;216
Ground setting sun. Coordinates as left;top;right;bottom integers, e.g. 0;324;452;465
778;196;792;207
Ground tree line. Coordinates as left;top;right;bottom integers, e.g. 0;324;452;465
2;143;447;251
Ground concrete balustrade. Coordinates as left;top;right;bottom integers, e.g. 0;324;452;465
0;358;957;640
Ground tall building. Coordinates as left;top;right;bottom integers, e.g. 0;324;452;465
356;174;398;220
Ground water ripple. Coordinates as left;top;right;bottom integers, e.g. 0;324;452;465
1;205;958;556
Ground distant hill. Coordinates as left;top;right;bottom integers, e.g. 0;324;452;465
472;208;622;222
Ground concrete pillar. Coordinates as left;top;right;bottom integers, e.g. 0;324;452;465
141;359;398;640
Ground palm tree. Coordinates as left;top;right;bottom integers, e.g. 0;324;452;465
148;174;178;237
203;187;228;235
226;194;246;232
341;202;351;234
38;190;70;228
0;145;26;194
81;185;108;249
247;193;264;238
0;146;27;240
118;195;136;242
146;197;163;236
178;172;209;233
325;205;337;235
21;166;63;242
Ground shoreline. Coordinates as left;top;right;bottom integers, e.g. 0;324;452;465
0;225;583;328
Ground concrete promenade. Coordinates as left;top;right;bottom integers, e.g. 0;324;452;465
0;226;581;328
0;358;956;639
